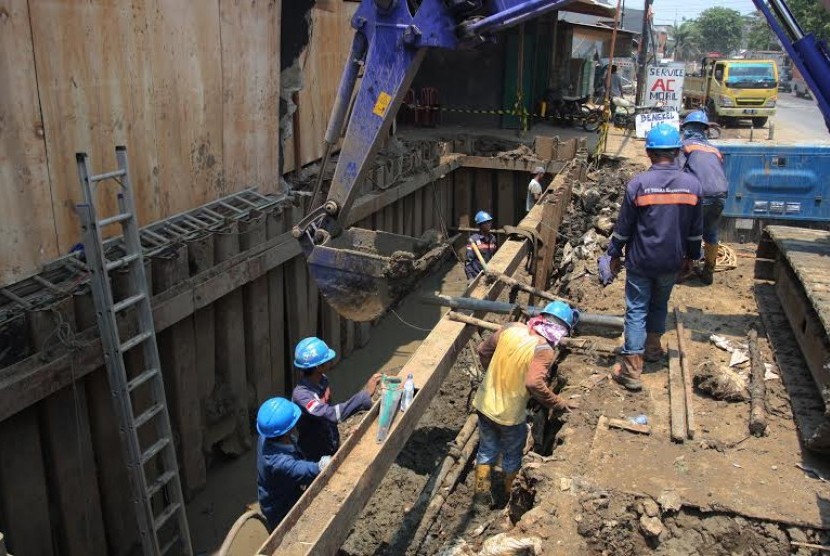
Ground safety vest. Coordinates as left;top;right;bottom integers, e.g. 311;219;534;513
473;326;540;426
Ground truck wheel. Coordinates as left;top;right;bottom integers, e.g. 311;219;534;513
752;117;768;128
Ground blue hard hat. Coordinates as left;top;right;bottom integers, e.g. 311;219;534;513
256;397;301;438
681;110;710;128
540;300;579;330
474;211;494;225
294;337;336;369
645;123;682;150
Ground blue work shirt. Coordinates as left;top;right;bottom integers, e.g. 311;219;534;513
292;375;372;461
608;161;703;277
464;232;498;279
256;436;319;531
678;136;728;198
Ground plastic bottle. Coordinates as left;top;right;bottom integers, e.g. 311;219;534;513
629;414;648;426
401;373;415;413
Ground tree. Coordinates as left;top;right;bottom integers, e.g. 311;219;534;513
746;12;778;51
784;0;830;43
695;7;744;56
672;19;701;61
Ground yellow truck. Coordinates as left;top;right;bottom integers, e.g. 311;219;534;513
683;57;778;127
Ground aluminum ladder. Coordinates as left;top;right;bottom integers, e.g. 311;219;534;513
76;146;192;555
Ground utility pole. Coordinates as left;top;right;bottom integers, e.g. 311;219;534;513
635;0;653;105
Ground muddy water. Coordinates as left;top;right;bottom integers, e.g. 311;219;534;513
187;259;469;553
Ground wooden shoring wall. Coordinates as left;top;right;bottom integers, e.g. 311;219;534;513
0;0;282;286
0;139;580;555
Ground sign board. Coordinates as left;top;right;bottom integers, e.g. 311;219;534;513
645;63;685;111
635;110;680;139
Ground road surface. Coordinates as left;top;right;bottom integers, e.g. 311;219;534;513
773;93;829;143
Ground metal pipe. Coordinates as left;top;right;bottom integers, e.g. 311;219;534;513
422;294;624;329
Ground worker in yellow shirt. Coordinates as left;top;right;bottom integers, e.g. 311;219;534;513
472;301;580;507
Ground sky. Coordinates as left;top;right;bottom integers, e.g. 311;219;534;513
651;0;758;24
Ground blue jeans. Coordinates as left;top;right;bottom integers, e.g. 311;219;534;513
476;412;527;473
702;196;725;246
622;270;677;354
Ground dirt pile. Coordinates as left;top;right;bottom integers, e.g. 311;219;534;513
552;161;637;302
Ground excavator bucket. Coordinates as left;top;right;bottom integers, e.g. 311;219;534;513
305;228;447;322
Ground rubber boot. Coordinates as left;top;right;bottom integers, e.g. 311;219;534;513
473;464;493;510
700;243;718;285
612;354;644;391
644;333;666;363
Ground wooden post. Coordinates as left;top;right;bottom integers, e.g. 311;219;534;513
531;196;559;299
668;339;687;443
188;232;217;402
422;183;435;232
240;211;273;408
748;329;768;437
152;245;207;496
75;288;140;555
285;207;311;384
497;171;516;226
412;189;424;236
0;409;54;556
214;220;250;455
266;208;289;397
474;169;493;214
453;169;472;228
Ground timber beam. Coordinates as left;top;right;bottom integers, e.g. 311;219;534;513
257;158;585;555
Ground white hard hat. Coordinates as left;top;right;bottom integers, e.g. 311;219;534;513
534;166;546;174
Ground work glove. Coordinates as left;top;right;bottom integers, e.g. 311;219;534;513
598;254;618;286
318;455;333;472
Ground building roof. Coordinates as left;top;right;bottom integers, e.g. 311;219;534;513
561;0;617;18
559;7;644;34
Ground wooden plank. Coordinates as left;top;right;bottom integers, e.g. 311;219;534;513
322;305;342;366
259;201;542;555
214;221;250;455
497;171;517;226
188;233;217;401
460;156;566;173
531;199;558;295
453;168;472;228
219;0;281;195
40;386;108;555
668;339;687;443
674;306;696;440
152;245;206;496
240;212;273;408
341;318;356;359
0;0;59;284
422;183;435;232
266;208;289;397
0;408;54;556
412;188;424;237
403;194;415;237
146;0;224;214
475;169;493;214
28;0;161;252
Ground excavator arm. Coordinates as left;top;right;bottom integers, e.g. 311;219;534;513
752;0;830;132
293;0;579;321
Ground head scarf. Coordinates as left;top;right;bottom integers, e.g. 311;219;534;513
527;316;569;346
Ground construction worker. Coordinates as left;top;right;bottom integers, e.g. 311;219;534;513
526;166;545;211
678;110;728;285
256;397;332;530
464;211;497;280
607;124;703;391
472;301;580;506
291;337;380;461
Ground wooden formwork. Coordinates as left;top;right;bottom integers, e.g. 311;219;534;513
0;139;581;555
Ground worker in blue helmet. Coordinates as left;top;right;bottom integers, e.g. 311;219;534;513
256;397;332;530
605;123;703;391
291;337;380;461
465;210;497;281
471;299;579;509
678;110;728;285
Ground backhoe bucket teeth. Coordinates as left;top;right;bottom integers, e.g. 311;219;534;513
305;228;446;322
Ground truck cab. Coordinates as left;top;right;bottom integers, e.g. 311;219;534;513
683;58;779;127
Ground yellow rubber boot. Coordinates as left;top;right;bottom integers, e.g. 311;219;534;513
701;243;718;285
473;464;493;509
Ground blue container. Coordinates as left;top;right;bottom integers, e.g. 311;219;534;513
714;143;830;221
